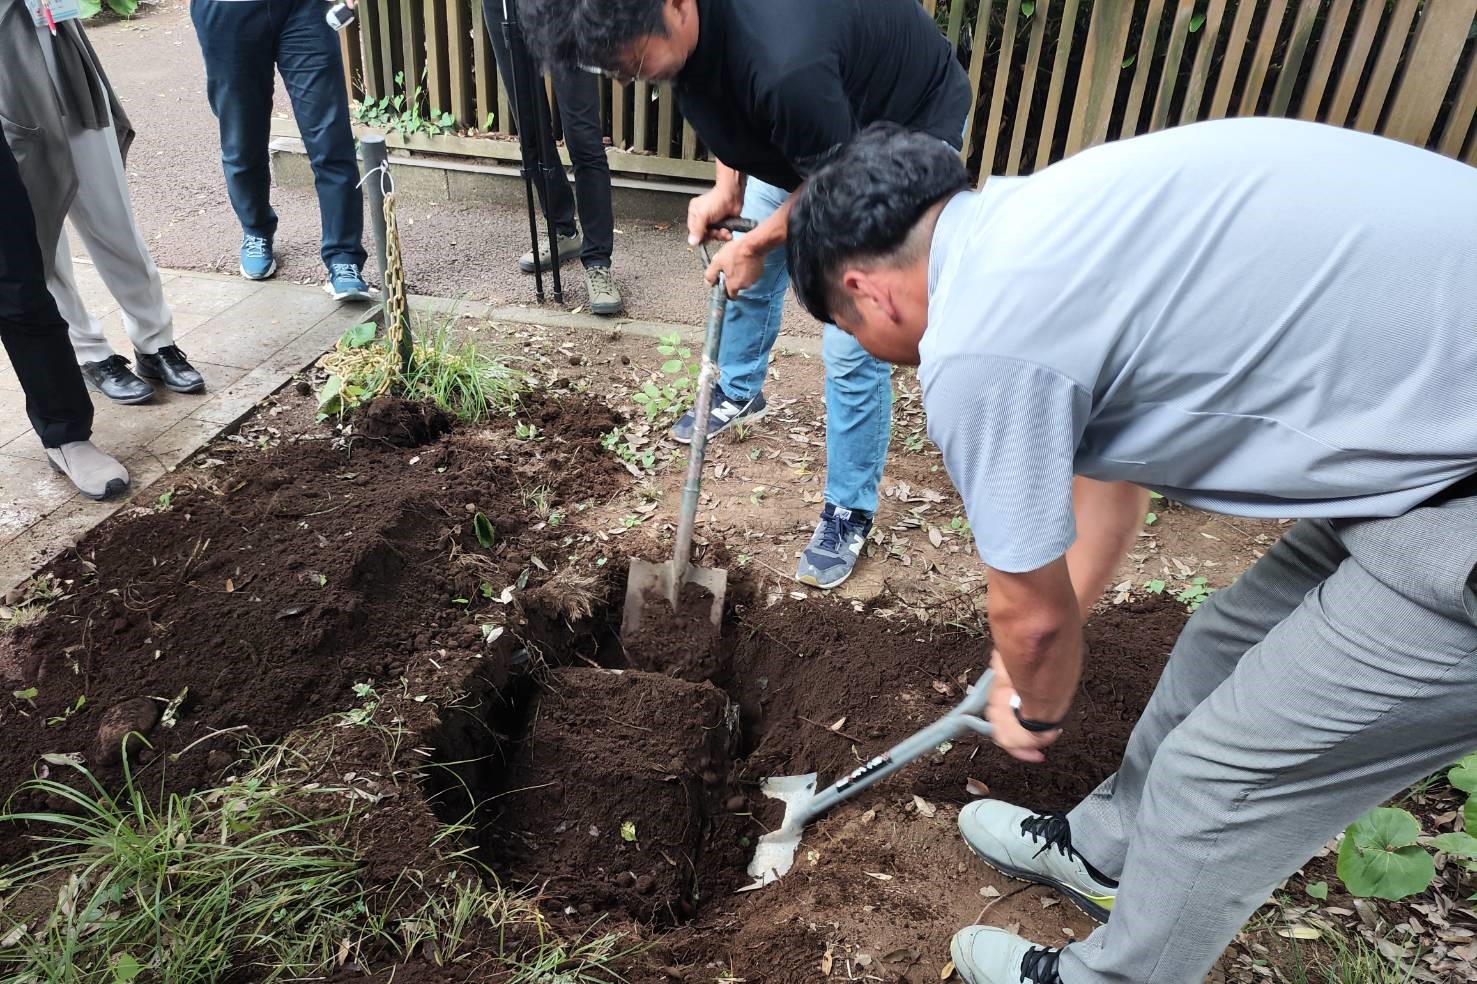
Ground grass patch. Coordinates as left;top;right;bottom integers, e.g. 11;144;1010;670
0;735;636;982
0;575;64;636
319;314;528;423
1281;921;1422;984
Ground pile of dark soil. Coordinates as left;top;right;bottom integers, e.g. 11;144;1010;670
0;388;1192;984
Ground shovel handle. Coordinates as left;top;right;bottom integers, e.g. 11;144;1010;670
797;671;995;827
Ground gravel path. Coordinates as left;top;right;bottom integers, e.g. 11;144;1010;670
93;1;814;333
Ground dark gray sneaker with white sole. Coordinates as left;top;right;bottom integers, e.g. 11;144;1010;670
670;385;768;444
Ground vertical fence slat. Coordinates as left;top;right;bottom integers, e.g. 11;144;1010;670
1383;1;1477;146
1065;0;1134;154
424;2;449;114
657;84;676;157
1296;0;1354;120
1208;0;1259;119
1035;0;1082;169
1439;38;1477;159
398;0;425;99
1119;0;1167;139
470;0;495;130
446;0;473;126
1267;0;1322;117
1006;0;1051;173
1148;0;1197;133
633;81;651;153
374;0;398;101
1178;0;1229;123
961;0;996;153
1354;0;1421;134
682;119;699;160
945;0;968;48
1326;0;1389;127
613;82;629;150
979;0;1021;181
1238;0;1291;116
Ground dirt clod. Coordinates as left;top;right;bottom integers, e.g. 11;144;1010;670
93;698;160;766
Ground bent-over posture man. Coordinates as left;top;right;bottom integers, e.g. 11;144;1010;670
518;0;970;588
787;119;1477;984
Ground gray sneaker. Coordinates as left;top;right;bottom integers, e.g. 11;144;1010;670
520;232;583;273
46;441;130;501
959;801;1118;921
584;265;623;316
795;503;872;589
951;927;1063;984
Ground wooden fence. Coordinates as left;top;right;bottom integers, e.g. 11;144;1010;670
339;0;1477;182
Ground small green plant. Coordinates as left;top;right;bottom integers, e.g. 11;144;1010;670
340;683;380;727
1144;579;1167;595
1175;576;1214;612
904;429;927;453
354;70;457;139
520;485;552;517
473;513;496;548
631;333;698;422
1336;754;1477;901
620;821;638;843
45;694;86;728
514;421;540;441
319;314;527;423
948;515;973;542
155;489;176;512
600;428;656;472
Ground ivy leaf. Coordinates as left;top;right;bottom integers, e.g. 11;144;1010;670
1305;881;1328;900
343;323;377;349
1336;808;1434;900
1447;752;1477;794
111;953;143;984
316;375;347;418
1431;832;1477;861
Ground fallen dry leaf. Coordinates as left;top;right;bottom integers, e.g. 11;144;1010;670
913;795;938;818
966;778;991;797
829;716;847;732
225;578;235;593
864;871;894;881
1276;926;1322;940
820;947;834;975
940;961;956;980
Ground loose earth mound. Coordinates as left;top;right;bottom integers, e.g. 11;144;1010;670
0;390;1188;982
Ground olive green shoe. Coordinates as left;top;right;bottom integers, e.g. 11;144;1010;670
519;232;583;273
584;265;624;316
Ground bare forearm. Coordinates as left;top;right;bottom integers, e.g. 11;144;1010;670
988;559;1084;722
1065;477;1149;617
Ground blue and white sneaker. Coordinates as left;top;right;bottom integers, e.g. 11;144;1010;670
325;262;373;302
795;503;872;589
670;385;768;444
239;235;276;281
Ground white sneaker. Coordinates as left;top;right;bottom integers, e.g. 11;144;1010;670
959;801;1117;921
46;441;129;501
951;926;1062;984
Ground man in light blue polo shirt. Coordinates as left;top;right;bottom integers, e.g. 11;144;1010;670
786;119;1477;984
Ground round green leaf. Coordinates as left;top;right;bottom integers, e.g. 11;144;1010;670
1465;796;1476;832
1336;808;1435;900
1448;753;1477;794
1431;832;1477;861
660;359;684;374
1305;880;1328;900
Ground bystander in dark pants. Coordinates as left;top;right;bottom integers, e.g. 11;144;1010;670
0;131;93;449
483;0;614;270
190;0;366;270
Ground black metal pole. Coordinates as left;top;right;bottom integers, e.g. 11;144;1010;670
503;0;563;303
502;0;547;302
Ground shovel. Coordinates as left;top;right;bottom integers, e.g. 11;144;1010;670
741;671;997;890
622;218;757;636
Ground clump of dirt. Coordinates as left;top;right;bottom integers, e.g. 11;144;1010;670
354;396;451;447
623;580;723;678
491;667;739;924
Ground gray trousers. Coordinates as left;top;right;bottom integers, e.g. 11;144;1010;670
1060;491;1477;984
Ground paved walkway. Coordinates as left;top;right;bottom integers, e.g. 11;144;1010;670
0;265;372;594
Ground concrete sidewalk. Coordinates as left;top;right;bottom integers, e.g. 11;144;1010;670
0;265;373;594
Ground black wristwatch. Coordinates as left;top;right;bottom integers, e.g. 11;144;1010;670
1010;694;1067;732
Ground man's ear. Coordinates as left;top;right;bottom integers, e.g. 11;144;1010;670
841;268;894;321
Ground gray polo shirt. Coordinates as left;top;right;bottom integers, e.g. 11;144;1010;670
921;118;1477;573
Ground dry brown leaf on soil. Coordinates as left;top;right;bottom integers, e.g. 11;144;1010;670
864;871;894;881
966;778;991;797
819;946;834;975
940;960;956;980
913;795;938;818
829;716;847;732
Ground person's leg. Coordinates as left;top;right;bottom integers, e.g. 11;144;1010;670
1050;506;1477;984
58;99;176;361
48;233;116;367
190;0;279;248
274;0;366;272
552;65;612;268
957;518;1350;927
820;326;892;516
715;179;789;402
482;0;579;261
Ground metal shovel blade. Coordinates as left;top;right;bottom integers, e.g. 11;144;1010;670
621;558;727;636
738;772;819;891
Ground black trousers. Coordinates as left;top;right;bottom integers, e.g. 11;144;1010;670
484;0;614;268
0;132;92;448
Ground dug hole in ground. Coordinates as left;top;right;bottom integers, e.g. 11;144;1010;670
0;335;1466;983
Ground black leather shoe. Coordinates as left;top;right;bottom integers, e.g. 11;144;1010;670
135;345;205;394
81;355;155;405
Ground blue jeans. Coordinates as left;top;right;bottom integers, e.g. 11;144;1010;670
719;178;892;515
191;0;366;269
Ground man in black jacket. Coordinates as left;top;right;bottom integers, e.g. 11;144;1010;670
518;0;970;590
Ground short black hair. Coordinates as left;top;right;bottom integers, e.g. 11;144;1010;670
788;122;969;326
517;0;668;71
